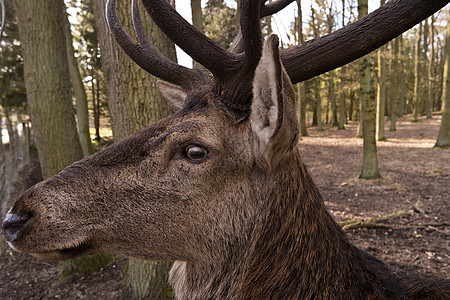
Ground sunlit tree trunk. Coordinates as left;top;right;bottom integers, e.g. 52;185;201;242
435;14;450;148
93;0;175;298
412;22;423;122
358;0;380;179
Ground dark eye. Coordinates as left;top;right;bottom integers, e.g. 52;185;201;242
184;145;208;161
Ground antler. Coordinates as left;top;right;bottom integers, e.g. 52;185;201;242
106;0;206;90
0;0;5;39
107;0;264;116
282;0;449;84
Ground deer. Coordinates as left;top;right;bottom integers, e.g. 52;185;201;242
2;0;450;299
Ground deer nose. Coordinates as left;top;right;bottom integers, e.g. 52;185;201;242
2;210;33;242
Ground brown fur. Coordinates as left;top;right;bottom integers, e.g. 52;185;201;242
2;37;449;300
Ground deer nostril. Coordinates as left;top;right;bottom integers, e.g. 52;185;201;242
2;211;34;242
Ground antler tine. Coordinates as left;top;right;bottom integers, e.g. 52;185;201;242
131;0;154;52
106;0;204;89
281;0;449;84
0;0;5;39
239;0;263;70
142;0;241;79
261;0;295;18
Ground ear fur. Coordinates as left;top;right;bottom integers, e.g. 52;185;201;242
156;80;187;112
250;34;299;169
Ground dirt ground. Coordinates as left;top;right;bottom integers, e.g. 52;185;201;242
0;114;449;299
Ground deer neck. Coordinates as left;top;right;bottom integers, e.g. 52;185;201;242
170;150;401;299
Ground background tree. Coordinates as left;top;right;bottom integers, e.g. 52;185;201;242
358;0;380;179
375;1;387;140
435;11;450;148
63;4;94;156
412;22;423;122
296;0;308;136
203;0;238;49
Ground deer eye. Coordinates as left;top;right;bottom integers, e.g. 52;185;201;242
184;145;208;162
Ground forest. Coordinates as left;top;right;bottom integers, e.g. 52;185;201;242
0;0;449;299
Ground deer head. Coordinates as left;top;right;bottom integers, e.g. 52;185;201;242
2;0;448;298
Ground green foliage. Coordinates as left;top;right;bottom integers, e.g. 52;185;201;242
0;1;26;115
203;0;238;49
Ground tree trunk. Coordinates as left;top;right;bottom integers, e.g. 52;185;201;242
14;0;111;283
389;37;399;132
338;66;347;130
426;16;435;119
296;0;307;136
191;0;203;68
329;70;338;126
412;22;423;122
93;0;175;298
376;44;387;140
316;77;323;131
375;0;386;140
398;35;406;117
14;0;83;179
338;0;347;130
358;0;380;179
63;4;94;157
435;13;450;148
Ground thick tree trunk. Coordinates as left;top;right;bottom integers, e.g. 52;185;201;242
13;0;83;179
63;5;94;157
435;15;450;148
13;0;110;279
93;0;176;298
358;0;380;179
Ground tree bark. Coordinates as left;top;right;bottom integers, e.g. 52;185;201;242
435;13;450;148
296;0;307;136
13;0;111;279
426;16;435;119
63;4;94;157
13;0;83;179
412;22;423;122
93;0;176;298
389;37;399;132
376;44;387;140
338;0;347;130
358;0;380;179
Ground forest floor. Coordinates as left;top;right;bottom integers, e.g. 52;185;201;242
0;113;449;299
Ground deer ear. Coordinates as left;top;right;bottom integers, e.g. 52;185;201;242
250;34;299;169
156;80;187;112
